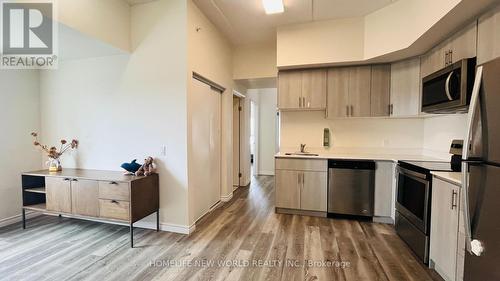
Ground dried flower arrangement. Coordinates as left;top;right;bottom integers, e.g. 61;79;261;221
31;132;79;172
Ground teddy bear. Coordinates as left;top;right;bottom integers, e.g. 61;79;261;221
135;156;156;176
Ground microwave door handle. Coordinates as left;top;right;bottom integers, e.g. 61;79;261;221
462;66;485;257
445;71;454;101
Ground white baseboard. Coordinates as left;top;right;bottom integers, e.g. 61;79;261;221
1;210;194;235
373;216;394;224
0;211;41;228
258;170;275;176
221;192;233;202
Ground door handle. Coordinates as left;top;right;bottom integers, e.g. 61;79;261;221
63;178;70;181
298;97;302;108
351;105;354;116
450;50;453;64
346;105;349;117
111;200;119;204
445;71;454;101
451;190;457;210
71;178;78;182
110;181;118;185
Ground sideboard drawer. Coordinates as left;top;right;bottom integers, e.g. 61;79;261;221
99;199;130;221
98;181;130;201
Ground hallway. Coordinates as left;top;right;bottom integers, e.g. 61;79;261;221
0;176;441;281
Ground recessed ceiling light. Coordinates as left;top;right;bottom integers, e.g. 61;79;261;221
262;0;284;14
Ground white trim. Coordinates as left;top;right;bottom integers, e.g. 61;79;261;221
373;216;394;225
258;170;275;176
221;192;233;202
135;221;194;235
233;90;246;98
0;211;41;228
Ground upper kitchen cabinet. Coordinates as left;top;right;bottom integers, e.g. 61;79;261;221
302;69;327;109
370;64;391;117
478;5;500;65
278;69;326;111
278;71;302;110
421;21;477;78
326;67;350;118
390;58;421;117
348;66;372;117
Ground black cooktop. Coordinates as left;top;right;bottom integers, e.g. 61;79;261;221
398;160;454;174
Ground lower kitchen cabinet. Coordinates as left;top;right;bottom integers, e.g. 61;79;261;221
275;158;327;214
430;177;461;281
275;170;300;209
301;171;327;212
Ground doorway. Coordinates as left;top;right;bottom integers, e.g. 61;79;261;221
250;100;259;177
233;95;242;189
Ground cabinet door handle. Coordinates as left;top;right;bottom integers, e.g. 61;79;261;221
346;105;349;117
302;172;305;185
451;190;458;210
63;178;70;181
110;181;118;185
299;97;302;108
111;200;119;204
351;105;354;116
390;104;394;115
71;178;78;182
450;50;453;64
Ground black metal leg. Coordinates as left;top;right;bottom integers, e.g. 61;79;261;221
58;214;62;221
156;210;160;232
22;208;26;229
130;223;134;248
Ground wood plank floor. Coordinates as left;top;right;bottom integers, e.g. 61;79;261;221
0;175;443;281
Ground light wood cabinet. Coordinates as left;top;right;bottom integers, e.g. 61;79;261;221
370;65;391;117
421;21;477;78
326;66;372;118
46;177;72;213
326;67;350;118
275;158;327;214
430;177;460;281
71;179;99;217
278;69;326;110
301;171;327;212
478;4;500;65
302;69;327;109
278;71;302;109
348;66;372;117
275;169;300;209
390;58;421;117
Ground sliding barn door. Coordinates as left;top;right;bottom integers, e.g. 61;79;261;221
191;78;221;222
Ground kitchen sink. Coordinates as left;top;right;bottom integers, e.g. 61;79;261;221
284;152;320;156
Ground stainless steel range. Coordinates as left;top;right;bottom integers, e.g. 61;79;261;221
395;160;454;264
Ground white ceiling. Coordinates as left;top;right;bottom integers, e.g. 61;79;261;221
193;0;398;46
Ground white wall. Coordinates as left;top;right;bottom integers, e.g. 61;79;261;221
233;41;277;80
277;17;365;68
39;0;190;231
246;88;278;176
280;111;425;153
57;0;131;52
187;0;234;225
423;114;467;159
0;70;42;224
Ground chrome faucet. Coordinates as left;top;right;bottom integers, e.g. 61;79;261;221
300;144;307;153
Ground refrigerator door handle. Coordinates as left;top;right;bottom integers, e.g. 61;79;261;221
463;66;483;159
462;66;485;256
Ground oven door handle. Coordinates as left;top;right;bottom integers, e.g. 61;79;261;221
397;166;427;180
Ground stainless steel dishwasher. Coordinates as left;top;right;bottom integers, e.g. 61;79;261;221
328;160;375;217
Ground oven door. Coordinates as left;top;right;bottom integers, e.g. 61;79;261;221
396;166;430;234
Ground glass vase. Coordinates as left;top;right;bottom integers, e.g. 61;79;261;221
47;158;62;172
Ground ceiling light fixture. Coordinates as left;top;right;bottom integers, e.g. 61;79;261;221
262;0;284;14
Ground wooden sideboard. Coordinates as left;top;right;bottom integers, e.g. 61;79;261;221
21;169;159;247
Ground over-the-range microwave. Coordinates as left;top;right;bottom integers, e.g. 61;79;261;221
421;58;476;113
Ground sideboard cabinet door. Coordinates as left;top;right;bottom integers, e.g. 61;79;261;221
46;177;72;213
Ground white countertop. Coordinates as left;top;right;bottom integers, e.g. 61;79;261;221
431;171;463;186
275;149;447;163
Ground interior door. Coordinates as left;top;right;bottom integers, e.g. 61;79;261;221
191;78;221;221
232;96;240;188
46;177;72;213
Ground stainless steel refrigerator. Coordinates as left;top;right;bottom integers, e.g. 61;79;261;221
462;57;500;281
